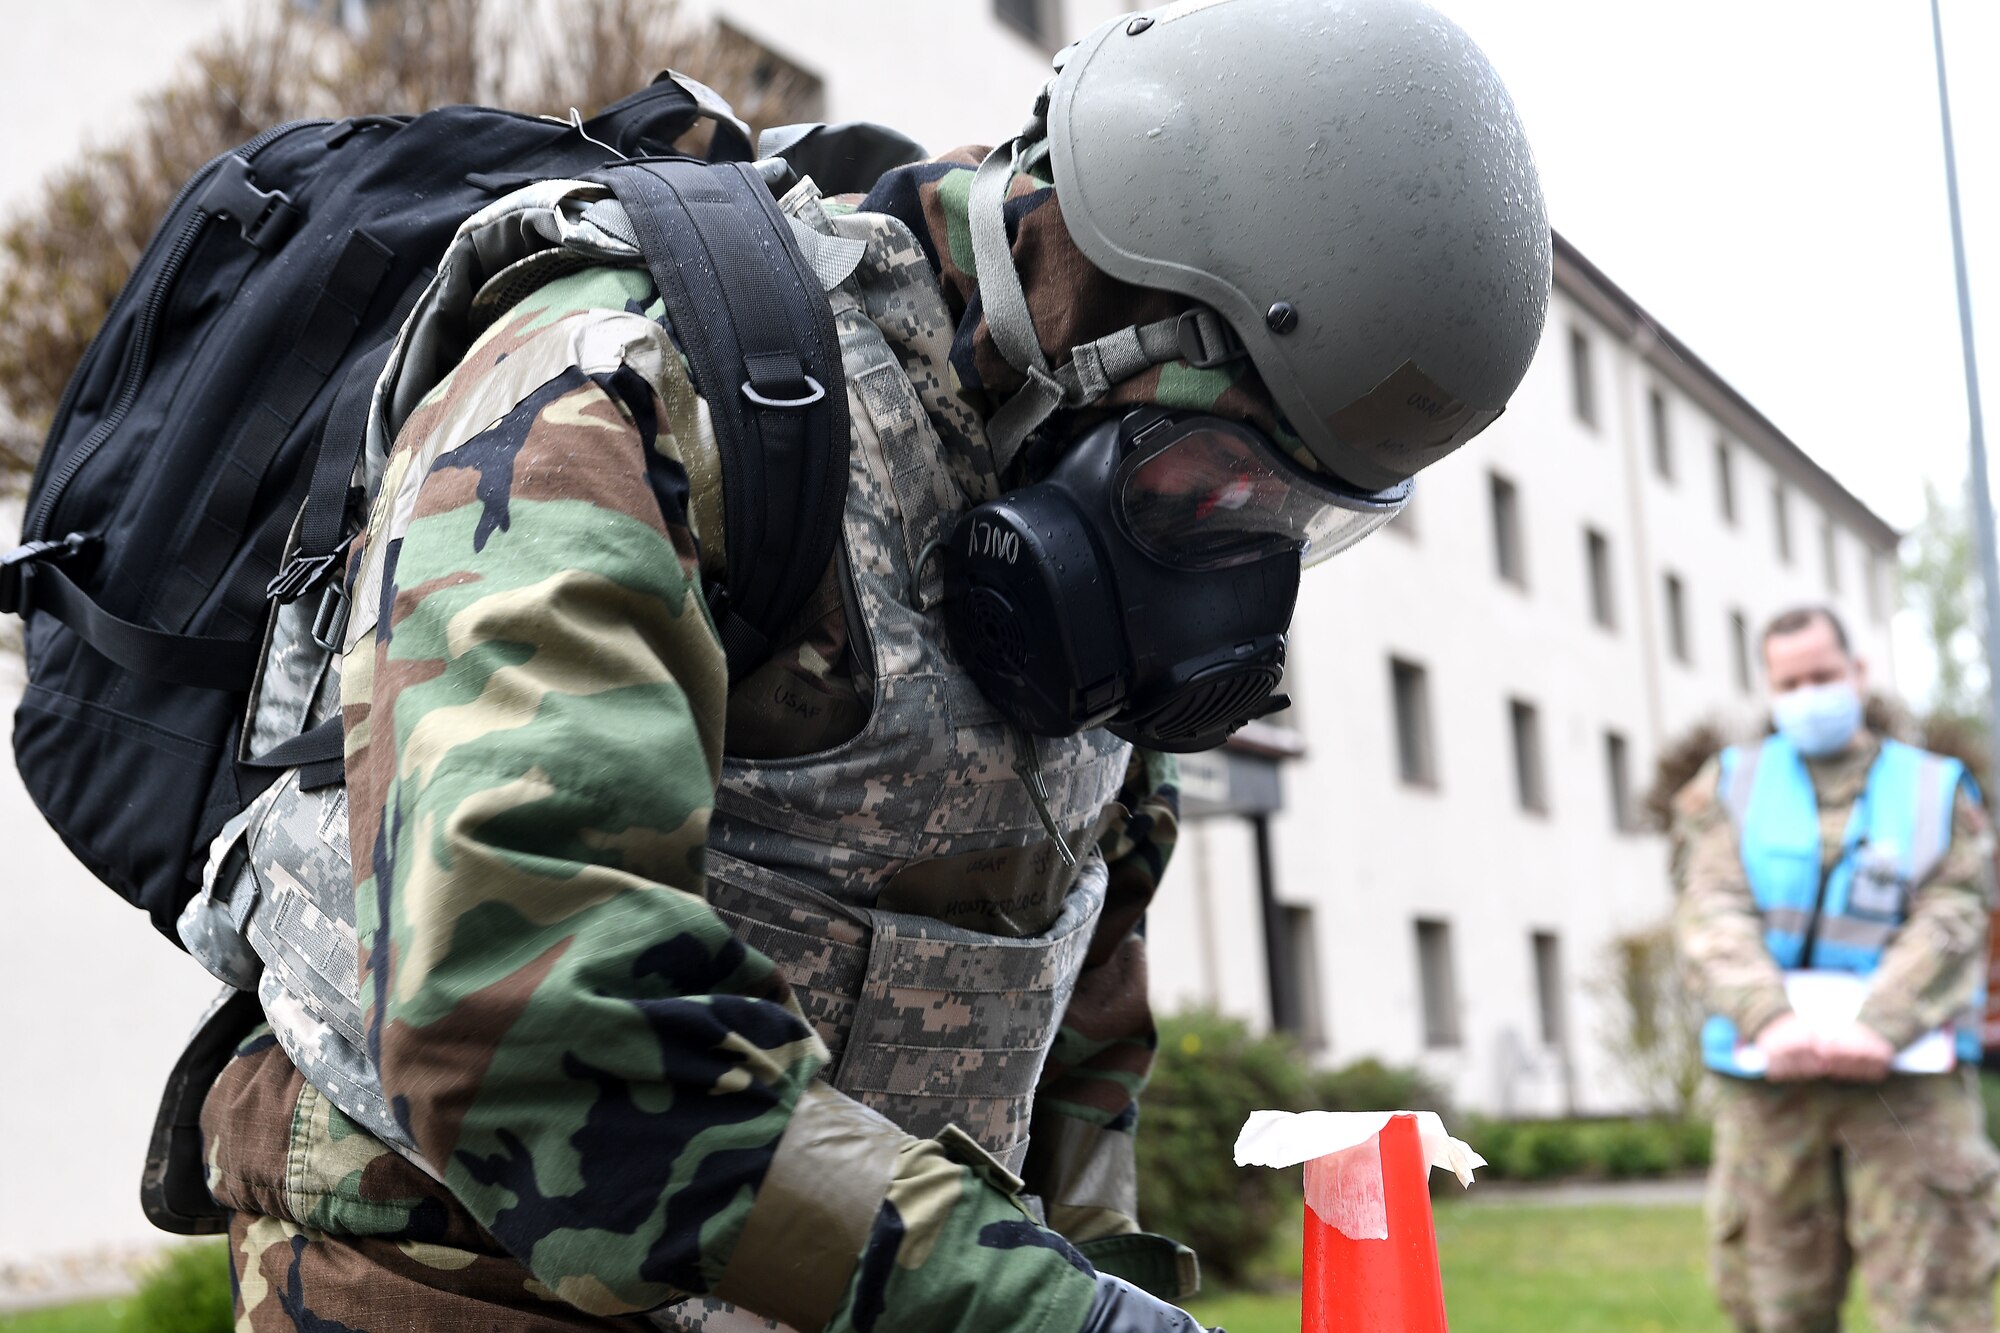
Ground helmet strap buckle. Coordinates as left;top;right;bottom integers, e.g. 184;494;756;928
1175;308;1246;369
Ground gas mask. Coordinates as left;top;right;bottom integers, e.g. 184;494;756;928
943;408;1409;752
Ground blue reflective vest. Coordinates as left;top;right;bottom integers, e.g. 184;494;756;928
1699;734;1982;1077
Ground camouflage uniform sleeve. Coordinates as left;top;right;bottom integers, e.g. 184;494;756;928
1022;750;1178;1245
1670;755;1792;1041
1857;783;1996;1049
344;269;1102;1332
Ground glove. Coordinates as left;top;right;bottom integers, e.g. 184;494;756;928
1077;1273;1220;1333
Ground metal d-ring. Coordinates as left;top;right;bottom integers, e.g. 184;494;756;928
741;375;826;410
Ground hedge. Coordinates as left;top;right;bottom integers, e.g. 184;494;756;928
1463;1114;1710;1183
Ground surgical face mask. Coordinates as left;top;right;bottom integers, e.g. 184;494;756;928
1772;681;1863;758
940;408;1407;752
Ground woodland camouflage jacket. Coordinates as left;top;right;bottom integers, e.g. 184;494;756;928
328;172;1184;1331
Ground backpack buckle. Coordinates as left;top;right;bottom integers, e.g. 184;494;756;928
199;156;300;251
0;532;91;616
267;535;354;605
310;581;349;652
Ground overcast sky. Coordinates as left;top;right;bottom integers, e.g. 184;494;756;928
1428;0;1998;540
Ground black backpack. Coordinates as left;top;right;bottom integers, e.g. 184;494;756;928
3;78;854;943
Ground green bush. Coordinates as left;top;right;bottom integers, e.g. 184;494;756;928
1461;1115;1518;1181
1462;1115;1710;1183
1137;1011;1314;1287
1587;1120;1675;1179
1502;1123;1588;1181
123;1241;231;1333
1310;1058;1453;1124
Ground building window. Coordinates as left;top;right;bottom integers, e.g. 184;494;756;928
1274;904;1327;1050
1390;657;1437;788
1714;438;1736;524
1415;918;1461;1048
1731;610;1752;694
1772;483;1792;564
1509;698;1548;814
1569;327;1597;428
1664;572;1691;664
1649;389;1673;481
993;0;1056;45
1605;730;1634;831
1532;931;1566;1047
1491;471;1526;588
1585;527;1616;630
1822;518;1841;593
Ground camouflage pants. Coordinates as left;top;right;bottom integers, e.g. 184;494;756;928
205;1034;656;1332
1706;1071;2000;1333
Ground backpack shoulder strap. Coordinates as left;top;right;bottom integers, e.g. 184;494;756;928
600;159;850;682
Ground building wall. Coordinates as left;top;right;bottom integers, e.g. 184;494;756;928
686;0;1136;156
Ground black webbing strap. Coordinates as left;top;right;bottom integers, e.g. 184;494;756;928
157;230;394;631
242;715;345;790
23;562;260;690
304;341;391;557
601;159;848;683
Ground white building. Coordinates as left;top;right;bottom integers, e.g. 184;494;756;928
0;0;1898;1279
1149;235;1898;1117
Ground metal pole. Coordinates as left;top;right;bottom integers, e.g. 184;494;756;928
1931;0;2000;781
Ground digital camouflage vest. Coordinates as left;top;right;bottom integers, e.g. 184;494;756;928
173;174;1132;1208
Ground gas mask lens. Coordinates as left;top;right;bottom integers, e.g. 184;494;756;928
1115;415;1410;570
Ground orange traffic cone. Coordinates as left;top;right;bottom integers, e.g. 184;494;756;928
1301;1112;1448;1332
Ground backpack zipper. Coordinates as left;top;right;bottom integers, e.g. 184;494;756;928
24;118;331;543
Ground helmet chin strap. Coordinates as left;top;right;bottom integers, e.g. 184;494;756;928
968;136;1066;474
967;125;1244;476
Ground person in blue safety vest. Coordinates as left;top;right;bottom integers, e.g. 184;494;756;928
1671;604;2000;1332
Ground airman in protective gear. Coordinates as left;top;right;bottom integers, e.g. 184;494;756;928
180;1;1551;1328
1674;605;2000;1333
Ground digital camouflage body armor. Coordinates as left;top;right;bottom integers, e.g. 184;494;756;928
170;172;1140;1329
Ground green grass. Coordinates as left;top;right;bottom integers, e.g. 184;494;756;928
1185;1203;1878;1333
0;1297;128;1332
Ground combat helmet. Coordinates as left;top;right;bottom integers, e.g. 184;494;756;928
972;0;1553;492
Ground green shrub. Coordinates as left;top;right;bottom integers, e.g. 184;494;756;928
1587;1120;1675;1179
123;1241;231;1333
1137;1010;1314;1286
1503;1123;1588;1181
1310;1058;1453;1124
1461;1115;1517;1181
